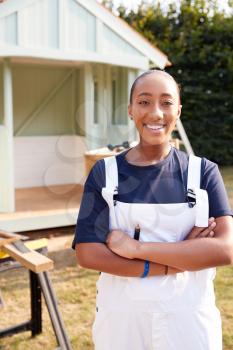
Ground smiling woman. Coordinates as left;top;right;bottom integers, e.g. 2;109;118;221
73;69;233;350
127;70;181;165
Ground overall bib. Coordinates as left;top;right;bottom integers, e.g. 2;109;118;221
92;154;222;350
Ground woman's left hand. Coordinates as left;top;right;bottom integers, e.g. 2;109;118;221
106;230;139;259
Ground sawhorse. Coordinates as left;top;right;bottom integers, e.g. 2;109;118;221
0;232;72;350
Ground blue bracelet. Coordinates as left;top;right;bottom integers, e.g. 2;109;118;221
141;260;150;278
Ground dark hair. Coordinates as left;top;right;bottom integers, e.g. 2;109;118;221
129;69;181;104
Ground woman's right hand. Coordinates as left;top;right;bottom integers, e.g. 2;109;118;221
185;217;216;240
158;218;217;275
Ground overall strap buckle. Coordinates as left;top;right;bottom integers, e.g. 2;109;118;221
113;186;118;206
186;188;196;208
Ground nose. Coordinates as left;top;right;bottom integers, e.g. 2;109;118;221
149;103;163;120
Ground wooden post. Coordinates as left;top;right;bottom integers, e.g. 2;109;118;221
84;63;94;150
0;58;15;212
127;68;139;143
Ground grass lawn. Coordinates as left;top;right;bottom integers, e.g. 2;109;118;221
0;167;232;350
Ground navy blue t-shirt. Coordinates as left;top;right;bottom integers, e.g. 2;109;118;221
72;147;232;247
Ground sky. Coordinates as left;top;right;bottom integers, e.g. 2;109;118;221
111;0;232;13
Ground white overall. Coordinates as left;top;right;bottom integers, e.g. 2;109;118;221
92;154;222;350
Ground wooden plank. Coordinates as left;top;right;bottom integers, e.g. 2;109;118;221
16;184;82;212
0;58;15;212
0;230;23;239
0;238;48;260
2;243;54;273
0;236;19;247
0;289;4;309
0;184;82;232
0;230;22;247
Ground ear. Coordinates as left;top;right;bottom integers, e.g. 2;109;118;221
128;104;133;120
176;104;182;120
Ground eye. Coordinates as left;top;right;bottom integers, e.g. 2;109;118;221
162;100;173;106
138;100;150;105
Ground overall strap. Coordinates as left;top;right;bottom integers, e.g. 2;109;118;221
102;156;118;230
187;155;209;227
103;156;118;192
187;154;201;190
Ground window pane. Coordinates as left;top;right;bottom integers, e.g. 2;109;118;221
94;81;99;124
112;79;116;125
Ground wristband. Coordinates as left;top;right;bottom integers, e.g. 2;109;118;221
141;260;150;278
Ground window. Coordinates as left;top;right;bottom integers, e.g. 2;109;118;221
110;68;127;125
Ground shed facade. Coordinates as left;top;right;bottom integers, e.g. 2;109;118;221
0;0;170;231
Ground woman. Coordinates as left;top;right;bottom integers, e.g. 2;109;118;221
73;70;233;350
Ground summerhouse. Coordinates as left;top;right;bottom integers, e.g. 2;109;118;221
0;0;170;232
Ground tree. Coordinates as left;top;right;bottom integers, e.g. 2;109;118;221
111;0;233;165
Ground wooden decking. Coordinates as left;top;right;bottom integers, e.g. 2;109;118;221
0;184;83;232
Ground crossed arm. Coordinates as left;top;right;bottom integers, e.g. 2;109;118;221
106;216;233;271
76;216;233;276
76;242;171;277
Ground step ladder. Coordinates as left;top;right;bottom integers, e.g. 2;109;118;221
174;119;194;155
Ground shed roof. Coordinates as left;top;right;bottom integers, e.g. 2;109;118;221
0;0;170;69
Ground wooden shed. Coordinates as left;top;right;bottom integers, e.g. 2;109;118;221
0;0;170;232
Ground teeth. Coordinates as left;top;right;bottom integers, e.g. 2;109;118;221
146;124;165;130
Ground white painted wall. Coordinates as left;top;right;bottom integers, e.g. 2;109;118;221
0;0;146;58
14;135;88;188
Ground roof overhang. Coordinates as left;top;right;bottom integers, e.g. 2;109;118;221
0;45;149;69
0;0;171;69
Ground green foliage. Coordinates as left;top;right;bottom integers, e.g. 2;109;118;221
116;0;233;165
101;0;114;11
